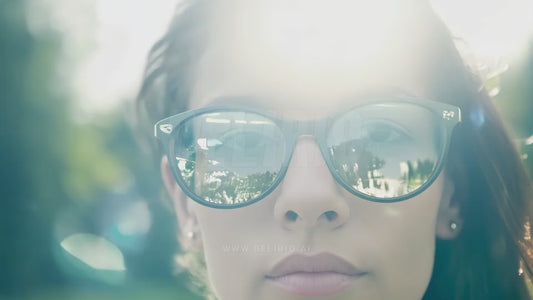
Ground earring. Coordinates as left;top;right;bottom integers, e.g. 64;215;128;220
186;231;196;239
450;221;458;231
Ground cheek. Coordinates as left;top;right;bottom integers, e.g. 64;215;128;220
353;177;444;298
192;200;275;300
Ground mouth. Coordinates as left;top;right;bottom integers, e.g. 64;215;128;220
265;252;367;297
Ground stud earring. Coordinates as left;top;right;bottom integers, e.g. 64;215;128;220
450;221;458;231
186;231;196;239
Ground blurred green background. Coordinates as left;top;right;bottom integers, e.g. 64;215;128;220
0;0;200;299
0;0;531;299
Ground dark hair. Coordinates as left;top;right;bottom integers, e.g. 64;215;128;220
136;1;533;299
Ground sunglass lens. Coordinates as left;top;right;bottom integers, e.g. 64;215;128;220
327;103;444;199
172;111;285;206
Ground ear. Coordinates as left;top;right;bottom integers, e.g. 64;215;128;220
436;175;463;240
161;156;203;250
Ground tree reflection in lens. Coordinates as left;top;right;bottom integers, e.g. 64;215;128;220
177;153;278;205
330;138;436;198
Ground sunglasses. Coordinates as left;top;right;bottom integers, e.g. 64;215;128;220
155;97;461;209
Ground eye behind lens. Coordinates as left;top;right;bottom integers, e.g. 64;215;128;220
171;110;287;207
326;103;443;200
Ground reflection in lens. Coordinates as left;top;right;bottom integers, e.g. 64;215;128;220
327;103;442;198
173;111;285;205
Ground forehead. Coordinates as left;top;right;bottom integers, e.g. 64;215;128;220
190;0;434;117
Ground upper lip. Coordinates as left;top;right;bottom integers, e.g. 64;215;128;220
265;252;364;278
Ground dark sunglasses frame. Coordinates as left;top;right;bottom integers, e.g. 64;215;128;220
155;97;461;209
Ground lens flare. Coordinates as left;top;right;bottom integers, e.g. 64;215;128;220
60;233;126;271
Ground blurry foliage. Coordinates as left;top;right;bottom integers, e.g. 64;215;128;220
64;124;126;203
0;0;198;299
1;0;68;294
62;114;161;204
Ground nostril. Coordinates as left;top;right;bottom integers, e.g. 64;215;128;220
285;210;299;222
323;210;338;221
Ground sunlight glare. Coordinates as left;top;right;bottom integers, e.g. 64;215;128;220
431;0;533;59
259;0;398;66
244;0;413;70
34;0;533;112
208;0;423;97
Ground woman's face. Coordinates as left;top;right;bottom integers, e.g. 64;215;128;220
164;1;460;299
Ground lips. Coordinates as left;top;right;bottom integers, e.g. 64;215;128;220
265;252;366;296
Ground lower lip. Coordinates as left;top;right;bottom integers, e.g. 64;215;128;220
266;272;362;297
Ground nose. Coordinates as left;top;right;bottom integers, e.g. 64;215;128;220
274;136;350;231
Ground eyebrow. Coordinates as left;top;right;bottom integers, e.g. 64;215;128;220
206;96;259;106
203;86;420;111
354;86;419;99
205;95;275;111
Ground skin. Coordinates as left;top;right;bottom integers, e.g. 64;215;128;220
162;1;462;299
